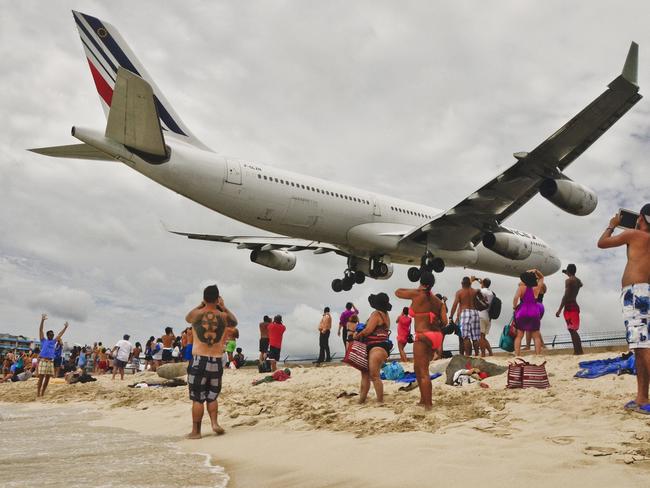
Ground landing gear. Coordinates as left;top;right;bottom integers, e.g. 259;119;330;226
331;278;343;293
408;252;446;282
332;269;364;292
331;256;377;292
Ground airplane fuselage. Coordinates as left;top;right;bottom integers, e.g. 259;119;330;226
129;139;561;278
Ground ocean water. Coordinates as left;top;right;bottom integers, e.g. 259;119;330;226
0;404;228;488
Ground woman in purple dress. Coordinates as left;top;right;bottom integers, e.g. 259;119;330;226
513;269;545;356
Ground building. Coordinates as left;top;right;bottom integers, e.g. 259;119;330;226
0;333;35;354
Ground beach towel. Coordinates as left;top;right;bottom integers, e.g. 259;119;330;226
575;353;636;378
252;368;291;385
394;372;441;383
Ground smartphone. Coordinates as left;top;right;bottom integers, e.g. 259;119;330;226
619;208;639;229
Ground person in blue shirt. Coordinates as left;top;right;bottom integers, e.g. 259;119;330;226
37;314;69;397
53;339;64;378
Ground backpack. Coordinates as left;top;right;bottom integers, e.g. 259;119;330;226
258;360;272;373
381;361;405;381
474;292;489;311
488;293;502;320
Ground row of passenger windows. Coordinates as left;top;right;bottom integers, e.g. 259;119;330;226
257;173;370;204
390;206;432;220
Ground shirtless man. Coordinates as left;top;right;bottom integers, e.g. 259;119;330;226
316;307;332;363
450;277;481;356
395;272;447;410
555;264;584;355
259;315;271;363
598;206;650;414
185;284;238;439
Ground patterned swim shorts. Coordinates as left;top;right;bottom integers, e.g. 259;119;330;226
621;284;650;349
187;355;223;403
37;359;54;376
460;309;481;341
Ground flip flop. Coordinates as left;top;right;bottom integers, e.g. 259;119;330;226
624;400;639;410
636;403;650;415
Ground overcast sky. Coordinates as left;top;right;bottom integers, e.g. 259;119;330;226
2;1;650;357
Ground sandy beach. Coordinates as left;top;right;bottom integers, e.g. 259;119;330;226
2;350;649;487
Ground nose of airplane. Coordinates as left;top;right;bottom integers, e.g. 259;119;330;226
542;252;562;276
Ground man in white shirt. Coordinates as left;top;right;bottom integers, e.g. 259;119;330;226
473;277;494;357
112;334;133;380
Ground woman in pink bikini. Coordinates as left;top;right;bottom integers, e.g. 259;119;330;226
395;272;448;410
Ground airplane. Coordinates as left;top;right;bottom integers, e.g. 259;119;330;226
30;11;642;293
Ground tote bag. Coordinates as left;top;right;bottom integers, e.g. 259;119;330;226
343;340;368;371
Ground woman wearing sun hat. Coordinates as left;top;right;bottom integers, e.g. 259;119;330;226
353;292;393;404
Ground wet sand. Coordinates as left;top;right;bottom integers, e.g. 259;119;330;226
2;350;650;487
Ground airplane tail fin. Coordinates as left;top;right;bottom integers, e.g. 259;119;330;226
71;10;210;150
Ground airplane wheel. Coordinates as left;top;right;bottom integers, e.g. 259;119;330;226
331;279;343;293
354;271;366;284
378;262;389;277
407;267;421;282
432;258;445;273
342;276;354;291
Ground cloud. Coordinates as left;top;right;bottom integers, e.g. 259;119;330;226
27;286;94;323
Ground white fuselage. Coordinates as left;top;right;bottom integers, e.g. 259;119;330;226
128;139;561;277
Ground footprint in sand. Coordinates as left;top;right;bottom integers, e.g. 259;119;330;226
546;436;575;445
584;446;618;456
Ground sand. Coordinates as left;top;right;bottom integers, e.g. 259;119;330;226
2;350;650;487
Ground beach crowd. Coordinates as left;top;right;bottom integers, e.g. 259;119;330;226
3;206;650;433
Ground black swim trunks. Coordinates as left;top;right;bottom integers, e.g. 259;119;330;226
259;337;269;353
267;346;281;361
187;355;223;403
162;349;173;362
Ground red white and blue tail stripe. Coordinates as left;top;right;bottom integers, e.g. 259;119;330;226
72;10;209;150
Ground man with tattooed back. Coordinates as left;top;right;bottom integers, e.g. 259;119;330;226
185;284;238;439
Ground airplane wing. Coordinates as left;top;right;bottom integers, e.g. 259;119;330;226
168;230;345;255
403;42;642;250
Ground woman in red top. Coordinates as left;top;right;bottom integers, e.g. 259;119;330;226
396;307;412;362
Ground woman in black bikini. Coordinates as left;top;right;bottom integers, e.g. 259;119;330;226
353;293;393;404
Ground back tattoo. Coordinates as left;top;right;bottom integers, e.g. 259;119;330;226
193;311;226;346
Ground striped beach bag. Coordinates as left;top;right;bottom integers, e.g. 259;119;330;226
343;340;368;372
522;361;550;389
507;358;550;389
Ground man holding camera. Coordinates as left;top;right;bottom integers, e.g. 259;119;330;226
185;285;238;438
598;205;650;414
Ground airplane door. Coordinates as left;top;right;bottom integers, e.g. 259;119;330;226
373;199;381;217
225;159;242;185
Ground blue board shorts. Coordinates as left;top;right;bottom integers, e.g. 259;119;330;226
621;284;650;349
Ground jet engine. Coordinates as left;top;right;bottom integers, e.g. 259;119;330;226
482;232;532;260
539;178;598;216
250;249;296;271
